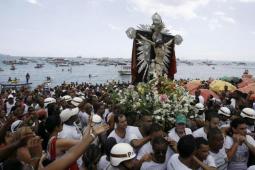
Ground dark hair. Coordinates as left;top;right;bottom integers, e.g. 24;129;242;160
82;144;101;170
151;136;167;149
2;160;23;170
47;103;60;116
177;135;196;158
227;118;246;137
114;113;125;123
38;115;62;150
104;137;117;158
207;128;222;144
195;137;208;149
205;110;218;121
149;123;162;134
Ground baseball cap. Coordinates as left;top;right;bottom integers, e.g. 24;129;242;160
176;114;187;124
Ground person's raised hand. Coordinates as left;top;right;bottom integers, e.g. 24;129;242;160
27;136;43;158
92;124;110;136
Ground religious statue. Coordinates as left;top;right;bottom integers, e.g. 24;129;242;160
126;13;183;83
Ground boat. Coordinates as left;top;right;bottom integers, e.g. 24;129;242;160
57;63;69;67
0;68;4;71
34;64;44;68
118;65;131;75
10;65;15;70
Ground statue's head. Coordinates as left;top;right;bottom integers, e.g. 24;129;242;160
151;13;164;31
152;13;162;25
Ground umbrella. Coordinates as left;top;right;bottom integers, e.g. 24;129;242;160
220;76;242;84
185;80;201;92
238;78;255;88
209;80;237;93
238;83;255;94
190;89;219;102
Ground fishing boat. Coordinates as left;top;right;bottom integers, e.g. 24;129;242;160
34;64;44;68
10;65;15;70
118;65;131;75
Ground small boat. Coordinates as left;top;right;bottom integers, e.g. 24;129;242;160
57;63;69;67
10;65;15;70
118;65;131;75
34;64;44;68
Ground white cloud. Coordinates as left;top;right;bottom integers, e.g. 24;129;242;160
127;0;210;19
107;24;121;31
239;0;255;2
208;18;223;30
26;0;39;5
213;11;236;24
252;31;255;35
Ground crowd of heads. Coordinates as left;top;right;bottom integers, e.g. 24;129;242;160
0;77;255;170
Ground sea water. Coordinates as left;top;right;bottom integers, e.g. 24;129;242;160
0;57;255;89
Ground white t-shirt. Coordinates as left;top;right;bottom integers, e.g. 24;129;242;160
127;126;143;142
58;124;82;140
192;127;207;140
209;148;228;170
78;111;89;129
225;135;255;170
167;154;192;170
168;127;192;142
200;155;216;169
248;165;255;170
141;160;167;170
137;141;174;161
97;155;111;170
107;126;135;143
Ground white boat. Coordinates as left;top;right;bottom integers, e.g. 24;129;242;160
118;65;131;75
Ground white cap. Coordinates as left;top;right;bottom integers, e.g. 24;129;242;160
71;97;83;107
60;108;79;122
195;103;205;111
8;94;14;99
110;143;136;166
11;120;23;133
240;108;255;120
218;107;231;117
92;114;102;124
61;95;72;102
44;97;56;107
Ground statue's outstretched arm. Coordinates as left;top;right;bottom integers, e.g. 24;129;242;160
137;33;155;45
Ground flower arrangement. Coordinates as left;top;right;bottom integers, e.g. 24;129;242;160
109;76;195;130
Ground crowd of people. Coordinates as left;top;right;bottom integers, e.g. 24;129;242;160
0;75;255;170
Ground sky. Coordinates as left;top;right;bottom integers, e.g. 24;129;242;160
0;0;255;61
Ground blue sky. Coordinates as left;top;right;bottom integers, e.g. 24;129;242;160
0;0;255;61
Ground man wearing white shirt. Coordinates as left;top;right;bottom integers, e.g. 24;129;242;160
193;111;219;140
137;123;174;161
208;128;228;170
107;114;130;143
167;135;196;170
218;107;231;128
141;136;169;170
129;114;153;150
168;114;192;143
225;118;255;170
193;137;216;170
58;108;82;140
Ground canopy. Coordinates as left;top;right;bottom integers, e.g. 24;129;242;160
238;83;255;94
185;80;201;92
238;78;255;88
219;76;242;84
190;89;219;102
209;80;237;93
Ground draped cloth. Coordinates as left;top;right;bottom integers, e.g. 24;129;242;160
131;30;177;84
